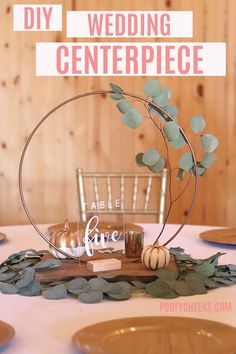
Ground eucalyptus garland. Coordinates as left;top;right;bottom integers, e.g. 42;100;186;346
0;249;235;303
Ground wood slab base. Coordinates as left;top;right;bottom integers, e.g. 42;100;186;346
35;251;177;283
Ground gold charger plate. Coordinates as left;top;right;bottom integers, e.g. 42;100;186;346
0;232;7;243
72;316;236;354
199;228;236;245
48;221;143;237
0;321;14;346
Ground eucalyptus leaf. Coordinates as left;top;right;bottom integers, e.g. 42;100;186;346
66;278;88;295
174;281;194;296
12;261;34;270
156;269;178;281
142;149;160;167
0;272;17;281
109;83;124;94
107;289;131;301
115;281;133;293
152;88;169;108
169;247;185;255
131;281;146;289
0;266;9;274
228;264;236;272
103;283;122;294
201;153;217;168
0;283;18;294
19;280;42;297
179;152;194;171
122;108;143;129
15;268;35;289
148;104;167;121
43;284;67;300
201;134;219;152
79;290;103;304
135;153;145;167
148;156;165;173
170;134;186;150
145;280;172;298
214;278;234;286
176;168;185;181
34;259;61;270
165;105;179;120
163;121;180;141
190;115;205;134
190;165;206;177
116;99;132;113
194;261;216;278
110;93;124;100
144;79;161;97
88;277;107;290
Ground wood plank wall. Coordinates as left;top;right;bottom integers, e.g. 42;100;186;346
0;0;235;227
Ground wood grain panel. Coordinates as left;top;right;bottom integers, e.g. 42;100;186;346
0;0;235;228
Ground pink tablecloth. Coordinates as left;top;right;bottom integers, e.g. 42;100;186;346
0;223;236;354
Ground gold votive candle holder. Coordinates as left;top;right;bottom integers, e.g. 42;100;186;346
125;230;144;258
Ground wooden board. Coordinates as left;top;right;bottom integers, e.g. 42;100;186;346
35;252;177;283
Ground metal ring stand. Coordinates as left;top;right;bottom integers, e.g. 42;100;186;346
18;90;198;260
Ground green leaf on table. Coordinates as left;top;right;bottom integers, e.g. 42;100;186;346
213;277;234;286
0;266;9;274
142;149;160;167
135;153;145;167
116;99;132;113
194;261;216;278
88;277;107;290
170;134;186;150
0;283;18;294
148;156;165;173
201;134;219;152
169;247;185;255
0;272;17;281
115;281;133;293
228;264;236;272
174;281;194;296
163;121;180;141
156;269;178;281
144;79;161;97
152;88;170;108
66;278;88;295
179;152;194;171
122;108;143;129
43;284;67;300
106;288;131;301
12;261;34;270
15;268;35;289
201;153;217;168
103;283;123;294
34;259;61;270
131;281;146;289
109;83;124;94
79;290;103;304
145;280;173;298
190;115;205;134
18;280;42;296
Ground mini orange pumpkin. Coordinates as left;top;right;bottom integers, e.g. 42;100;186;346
49;219;85;259
141;245;170;270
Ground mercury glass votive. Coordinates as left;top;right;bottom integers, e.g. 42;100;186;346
125;231;144;258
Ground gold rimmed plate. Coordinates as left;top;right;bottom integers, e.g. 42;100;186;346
72;316;236;354
0;321;15;347
48;221;143;238
199;228;236;245
0;232;7;243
